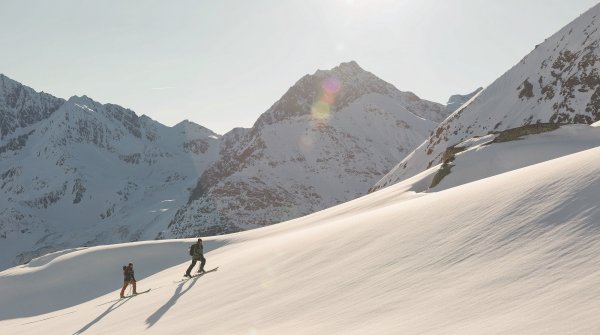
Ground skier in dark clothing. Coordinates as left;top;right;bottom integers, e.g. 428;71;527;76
184;238;206;277
120;262;138;298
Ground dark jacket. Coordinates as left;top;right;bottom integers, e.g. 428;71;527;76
123;266;135;282
190;242;204;260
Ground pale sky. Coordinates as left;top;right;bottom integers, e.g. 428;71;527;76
1;0;597;134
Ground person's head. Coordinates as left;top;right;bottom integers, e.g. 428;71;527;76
197;238;202;244
128;263;133;268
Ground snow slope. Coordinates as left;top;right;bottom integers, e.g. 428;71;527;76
1;140;599;334
384;123;600;194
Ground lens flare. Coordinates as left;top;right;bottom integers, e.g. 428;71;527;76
311;76;342;123
311;101;331;120
323;77;341;94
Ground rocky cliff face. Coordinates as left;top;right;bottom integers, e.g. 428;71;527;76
0;74;64;140
373;4;600;191
164;61;449;238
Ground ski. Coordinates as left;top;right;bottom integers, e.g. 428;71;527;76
130;288;151;296
97;288;151;306
174;266;219;283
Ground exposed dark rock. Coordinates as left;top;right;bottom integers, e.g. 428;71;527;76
518;79;534;100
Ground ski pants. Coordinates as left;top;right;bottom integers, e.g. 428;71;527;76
186;256;206;275
120;280;137;297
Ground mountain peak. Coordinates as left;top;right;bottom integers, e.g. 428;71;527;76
173;119;220;137
0;73;38;97
0;73;30;90
253;61;447;128
0;74;65;139
331;60;364;73
314;60;369;80
67;95;99;108
0;73;18;86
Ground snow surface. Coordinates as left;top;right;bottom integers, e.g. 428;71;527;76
1;139;600;334
398;124;600;193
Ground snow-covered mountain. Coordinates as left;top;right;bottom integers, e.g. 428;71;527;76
1;125;599;334
445;87;483;113
164;61;448;238
0;74;65;139
0;74;221;270
0;62;448;269
4;4;600;333
373;3;600;191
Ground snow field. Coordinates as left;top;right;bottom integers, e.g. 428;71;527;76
1;145;600;334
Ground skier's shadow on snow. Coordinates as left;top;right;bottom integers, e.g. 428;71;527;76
73;297;131;335
145;275;201;328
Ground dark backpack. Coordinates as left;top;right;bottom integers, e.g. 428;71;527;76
189;244;195;256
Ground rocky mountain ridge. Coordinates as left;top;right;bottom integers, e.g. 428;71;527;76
165;61;450;237
373;4;600;191
0;75;221;269
0;62;450;269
